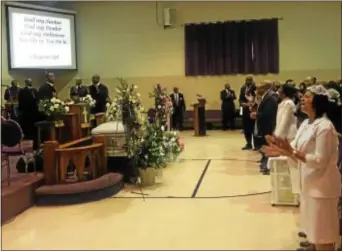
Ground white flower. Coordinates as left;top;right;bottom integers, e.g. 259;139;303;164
54;104;59;108
50;106;54;111
134;85;138;89
65;106;70;112
137;93;141;97
158;105;161;109
161;126;165;131
51;97;57;103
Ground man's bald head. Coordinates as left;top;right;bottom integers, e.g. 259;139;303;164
256;80;273;96
272;80;281;91
305;76;317;86
46;72;55;83
245;76;253;86
92;75;100;85
75;77;82;86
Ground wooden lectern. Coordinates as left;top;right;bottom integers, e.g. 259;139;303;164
68;104;91;139
193;98;206;136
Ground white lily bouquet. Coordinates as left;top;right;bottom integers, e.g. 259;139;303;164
80;94;96;109
38;98;69;126
38;97;69;117
163;130;182;162
105;98;121;122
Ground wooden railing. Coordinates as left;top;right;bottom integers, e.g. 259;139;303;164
43;136;107;185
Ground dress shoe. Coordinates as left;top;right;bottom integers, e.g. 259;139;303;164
262;170;270;175
298;232;307;238
242;144;252;150
300;241;312;247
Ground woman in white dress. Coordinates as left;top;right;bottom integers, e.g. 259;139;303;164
262;85;341;251
273;84;300;196
274;83;298;140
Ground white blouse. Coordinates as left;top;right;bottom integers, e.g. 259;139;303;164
274;98;297;141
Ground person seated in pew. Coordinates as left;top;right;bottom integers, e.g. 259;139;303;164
70;77;88;102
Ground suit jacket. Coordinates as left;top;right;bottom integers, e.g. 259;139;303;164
274;98;297;141
4;86;20;102
70;85;88;99
38;82;56;100
89;83;109;114
289;117;341;198
239;84;256;117
170;92;185;111
220;89;236;111
256;90;278;136
18;87;38;115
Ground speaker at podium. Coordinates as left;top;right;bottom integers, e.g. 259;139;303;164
192;94;206;136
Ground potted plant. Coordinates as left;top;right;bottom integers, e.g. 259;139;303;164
138;123;167;186
38;97;70;127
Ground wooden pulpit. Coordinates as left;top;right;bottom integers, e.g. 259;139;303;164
193;98;206;136
68;104;91;139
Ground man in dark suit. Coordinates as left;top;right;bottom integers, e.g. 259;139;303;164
38;72;57;100
4;80;20;103
4;80;21;120
220;83;236;130
70;77;88;101
239;77;256;150
88;75;109;114
18;79;39;143
170;87;185;131
250;80;278;175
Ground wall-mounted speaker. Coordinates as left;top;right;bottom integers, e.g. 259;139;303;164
163;8;176;28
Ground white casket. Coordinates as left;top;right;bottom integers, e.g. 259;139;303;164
91;121;127;157
268;156;299;206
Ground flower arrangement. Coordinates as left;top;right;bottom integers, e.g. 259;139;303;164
106;78;146;158
138;123;167;169
149;84;173;126
38;97;69;118
80;94;96;109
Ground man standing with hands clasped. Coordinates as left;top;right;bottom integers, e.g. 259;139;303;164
170;87;186;131
220;83;236;130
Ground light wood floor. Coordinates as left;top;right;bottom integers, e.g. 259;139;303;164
1;131;300;250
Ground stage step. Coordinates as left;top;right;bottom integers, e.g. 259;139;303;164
35;173;124;205
2;173;44;225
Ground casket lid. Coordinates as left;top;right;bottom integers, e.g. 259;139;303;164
91;121;125;135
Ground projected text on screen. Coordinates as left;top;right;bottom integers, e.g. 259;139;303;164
7;6;77;70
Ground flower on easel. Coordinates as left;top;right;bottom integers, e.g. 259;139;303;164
109;78;146;159
149;84;173;126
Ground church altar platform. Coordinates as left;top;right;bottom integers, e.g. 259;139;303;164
35;173;124;206
1;172;44;225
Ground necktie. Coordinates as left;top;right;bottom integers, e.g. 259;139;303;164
30;88;35;98
77;86;82;96
175;94;178;105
